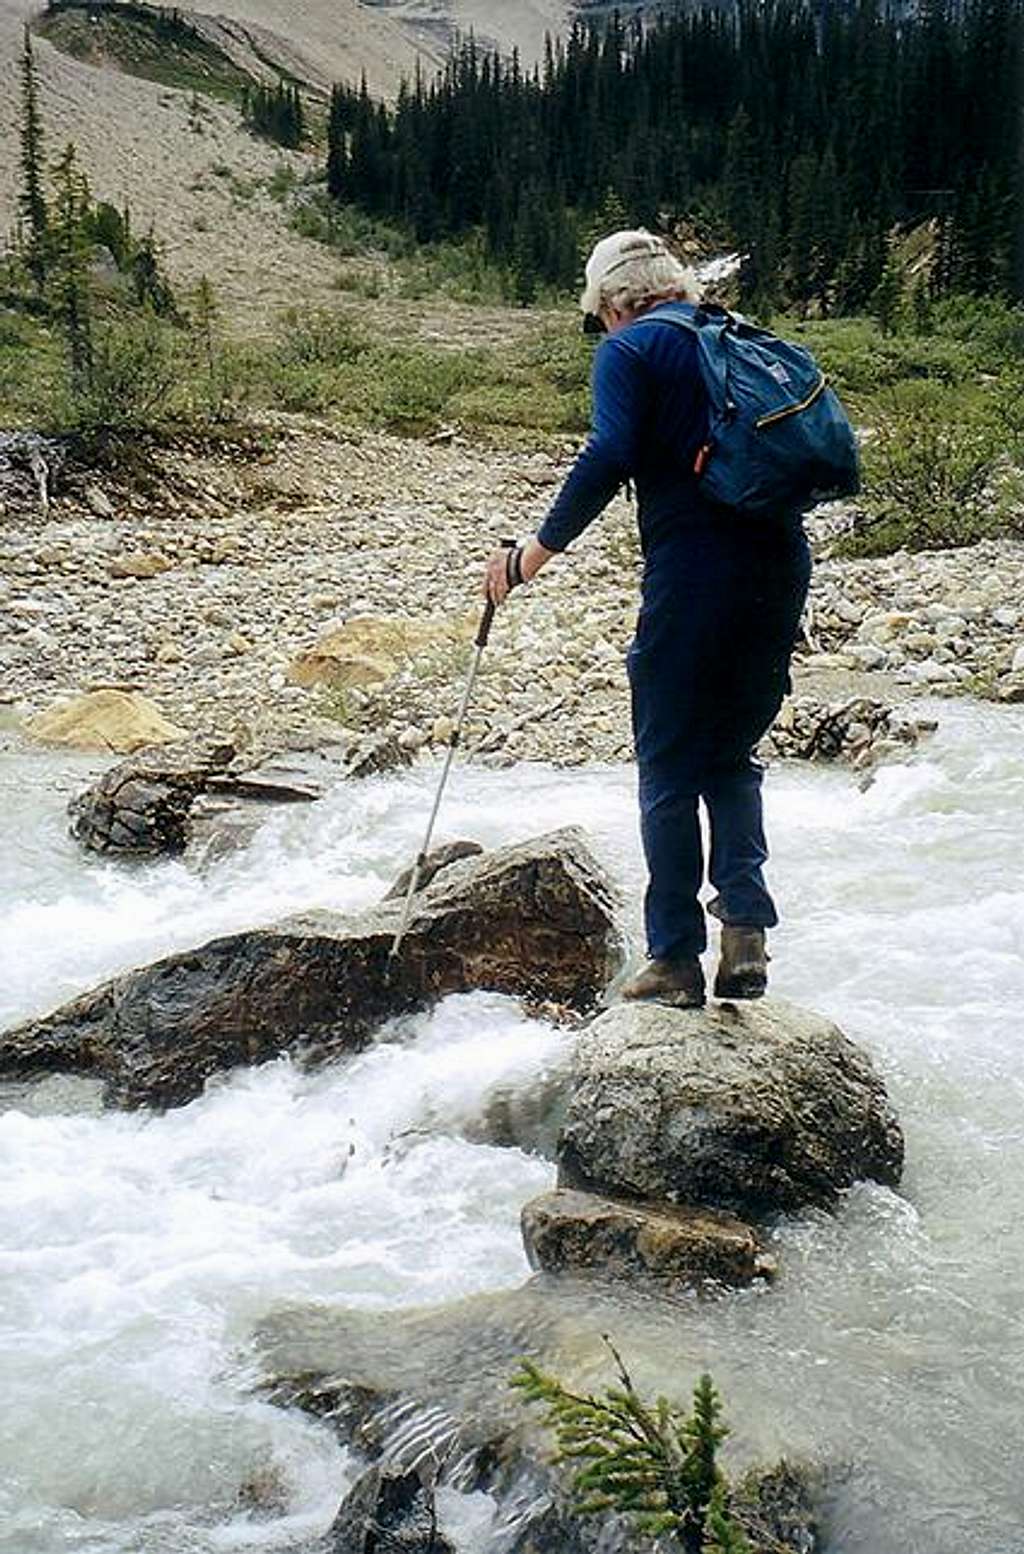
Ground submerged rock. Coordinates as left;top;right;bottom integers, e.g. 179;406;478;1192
559;999;903;1219
256;1284;822;1554
330;1463;456;1553
0;829;622;1109
521;1187;774;1290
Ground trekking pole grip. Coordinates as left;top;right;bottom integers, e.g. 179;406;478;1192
476;538;517;648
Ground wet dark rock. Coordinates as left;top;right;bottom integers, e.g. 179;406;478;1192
487;1456;636;1553
521;1188;774;1291
731;1461;823;1554
384;841;485;901
0;829;622;1109
763;694;935;770
69;739;238;856
344;732;416;780
489;1453;821;1554
329;1464;456;1554
559;1000;903;1220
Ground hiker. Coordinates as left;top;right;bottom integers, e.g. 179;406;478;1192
484;230;811;1007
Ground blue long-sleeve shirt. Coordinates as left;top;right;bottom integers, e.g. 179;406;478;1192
537;301;715;558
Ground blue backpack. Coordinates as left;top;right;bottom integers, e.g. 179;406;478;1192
635;302;860;517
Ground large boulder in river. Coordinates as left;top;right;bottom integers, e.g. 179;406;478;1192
0;829;622;1109
558;1000;903;1219
69;738;240;855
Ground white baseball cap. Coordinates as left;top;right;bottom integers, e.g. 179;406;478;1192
579;228;673;316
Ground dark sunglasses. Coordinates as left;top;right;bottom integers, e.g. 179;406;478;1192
582;312;607;336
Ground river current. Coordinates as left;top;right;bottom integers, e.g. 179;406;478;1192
2;700;1023;1553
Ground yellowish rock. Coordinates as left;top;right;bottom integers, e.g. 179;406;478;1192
108;551;174;580
286;613;473;691
25;690;188;754
289;650;398;690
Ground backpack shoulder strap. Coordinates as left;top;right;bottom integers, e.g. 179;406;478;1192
630;302;701;335
631;304;731;410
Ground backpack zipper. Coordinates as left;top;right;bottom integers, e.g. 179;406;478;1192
755;373;827;430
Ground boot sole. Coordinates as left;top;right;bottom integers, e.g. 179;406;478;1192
713;975;767;1000
621;989;706;1010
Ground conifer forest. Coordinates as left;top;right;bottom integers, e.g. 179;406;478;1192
326;0;1023;311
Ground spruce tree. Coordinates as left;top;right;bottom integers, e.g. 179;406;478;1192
131;232;177;319
872;254;904;337
512;1351;749;1554
19;26;49;290
52;142;93;392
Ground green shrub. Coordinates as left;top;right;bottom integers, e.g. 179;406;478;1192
842;378;1023;555
342;344;487;431
275;307;365;369
928;293;1024;359
517;321;594;394
58;312;179;430
451;380;586;434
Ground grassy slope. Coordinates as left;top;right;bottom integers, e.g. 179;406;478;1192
36;8;252;102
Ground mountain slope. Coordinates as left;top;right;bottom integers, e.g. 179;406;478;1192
0;0;439;328
363;0;570;61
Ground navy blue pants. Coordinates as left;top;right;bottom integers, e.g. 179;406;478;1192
627;516;811;961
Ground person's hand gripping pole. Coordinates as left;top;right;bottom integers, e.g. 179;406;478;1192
387;539;517;967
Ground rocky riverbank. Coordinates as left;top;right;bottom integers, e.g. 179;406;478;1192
3;419;1023;767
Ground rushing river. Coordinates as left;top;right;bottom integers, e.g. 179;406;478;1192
2;700;1023;1554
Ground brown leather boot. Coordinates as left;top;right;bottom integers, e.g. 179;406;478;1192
714;926;768;1000
620;956;706;1009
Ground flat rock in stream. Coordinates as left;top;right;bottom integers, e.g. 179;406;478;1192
521;1187;774;1290
0;828;622;1109
68;732;411;858
559;1000;904;1219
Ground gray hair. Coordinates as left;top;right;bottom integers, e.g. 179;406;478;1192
597;243;701;315
584;228;705;317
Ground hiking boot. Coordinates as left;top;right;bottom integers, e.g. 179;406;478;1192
713;926;768;1000
619;956;706;1009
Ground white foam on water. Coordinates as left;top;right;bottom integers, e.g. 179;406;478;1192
2;698;1024;1552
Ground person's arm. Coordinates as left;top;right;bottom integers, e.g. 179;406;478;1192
484;337;645;603
537;335;645;552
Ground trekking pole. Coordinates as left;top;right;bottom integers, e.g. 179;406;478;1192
388;540;515;965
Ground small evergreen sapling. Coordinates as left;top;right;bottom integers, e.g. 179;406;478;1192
511;1342;751;1553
